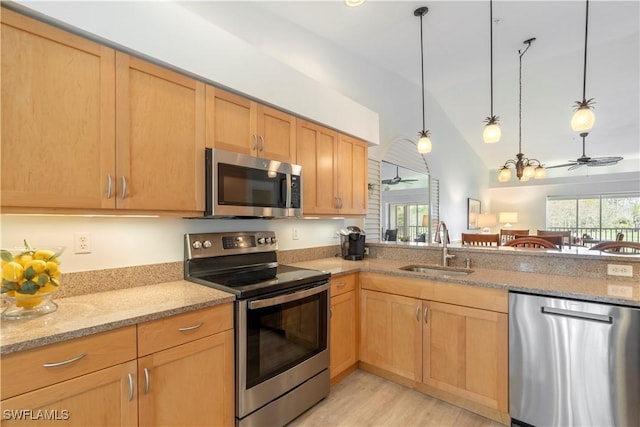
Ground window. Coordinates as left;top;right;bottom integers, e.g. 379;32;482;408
546;194;640;243
388;203;429;241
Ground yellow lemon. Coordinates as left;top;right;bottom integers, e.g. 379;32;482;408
4;290;15;297
34;249;56;261
38;281;57;294
1;261;24;283
14;290;42;308
14;254;33;267
24;260;47;275
45;261;60;276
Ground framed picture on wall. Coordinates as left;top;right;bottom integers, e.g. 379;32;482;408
468;198;481;230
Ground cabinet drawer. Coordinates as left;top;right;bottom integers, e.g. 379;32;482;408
1;326;137;399
331;273;356;297
137;303;233;356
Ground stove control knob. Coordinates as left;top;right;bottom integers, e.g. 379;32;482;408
202;240;212;249
192;241;202;249
270;237;277;245
257;237;266;245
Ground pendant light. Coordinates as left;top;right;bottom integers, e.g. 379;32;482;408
571;0;595;132
483;0;501;143
415;7;432;154
497;38;545;183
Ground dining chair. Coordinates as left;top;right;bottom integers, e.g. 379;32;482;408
500;229;529;244
589;241;640;254
534;233;564;248
503;236;559;249
537;230;572;248
461;233;500;247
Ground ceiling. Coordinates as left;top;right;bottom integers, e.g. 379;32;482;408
181;1;639;177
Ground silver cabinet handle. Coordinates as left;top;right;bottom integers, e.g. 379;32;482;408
252;134;258;151
143;367;150;394
43;353;86;368
424;307;429;323
120;176;127;199
259;135;265;152
335;282;346;288
106;175;113;199
127;373;134;401
338;198;344;209
178;323;203;332
416;305;420;322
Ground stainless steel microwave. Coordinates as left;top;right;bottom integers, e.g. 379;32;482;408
205;148;302;218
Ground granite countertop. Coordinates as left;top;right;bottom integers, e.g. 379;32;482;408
0;280;234;355
290;257;640;307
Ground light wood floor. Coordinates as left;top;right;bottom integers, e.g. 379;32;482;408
288;370;504;427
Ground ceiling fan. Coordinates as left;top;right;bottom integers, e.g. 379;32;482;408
546;132;623;171
381;166;419;185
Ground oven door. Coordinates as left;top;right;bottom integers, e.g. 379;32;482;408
236;281;329;419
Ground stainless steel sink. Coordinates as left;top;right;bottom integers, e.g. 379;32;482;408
399;265;472;276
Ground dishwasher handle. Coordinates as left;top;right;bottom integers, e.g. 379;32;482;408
541;306;613;324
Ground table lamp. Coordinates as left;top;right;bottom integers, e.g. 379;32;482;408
477;213;497;233
499;212;518;228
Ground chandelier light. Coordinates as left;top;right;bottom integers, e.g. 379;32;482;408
415;6;432;154
498;38;545;183
483;0;501;144
571;0;595;132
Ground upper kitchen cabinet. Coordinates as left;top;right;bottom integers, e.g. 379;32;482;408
296;120;368;216
115;53;205;213
1;9;116;210
206;87;296;163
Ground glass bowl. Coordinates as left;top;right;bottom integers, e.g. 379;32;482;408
1;245;64;320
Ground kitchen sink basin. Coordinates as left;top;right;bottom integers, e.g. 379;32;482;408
399;265;472;276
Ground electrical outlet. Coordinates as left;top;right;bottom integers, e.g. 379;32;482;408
607;264;633;277
74;232;92;254
607;285;633;298
292;228;300;240
364;247;370;255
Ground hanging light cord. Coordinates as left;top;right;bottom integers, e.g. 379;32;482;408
517;38;534;154
419;12;426;131
489;0;494;116
581;0;590;101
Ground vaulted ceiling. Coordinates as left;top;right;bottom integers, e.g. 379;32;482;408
181;1;639;178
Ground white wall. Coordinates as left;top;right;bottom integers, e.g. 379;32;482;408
0;215;346;273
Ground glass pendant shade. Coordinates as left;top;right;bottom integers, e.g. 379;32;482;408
483;123;501;143
523;164;536;178
498;167;511;182
417;133;432;154
571;106;595;132
534;165;546;179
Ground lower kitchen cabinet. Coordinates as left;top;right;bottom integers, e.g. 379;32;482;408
329;273;358;381
359;273;509;424
137;304;234;427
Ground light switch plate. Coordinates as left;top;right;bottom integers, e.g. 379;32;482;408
607;264;633;277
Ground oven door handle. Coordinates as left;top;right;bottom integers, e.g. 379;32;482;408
248;282;329;310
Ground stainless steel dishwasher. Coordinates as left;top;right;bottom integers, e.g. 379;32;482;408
509;292;640;427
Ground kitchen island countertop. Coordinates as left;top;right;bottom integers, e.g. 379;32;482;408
0;280;234;355
290;257;640;307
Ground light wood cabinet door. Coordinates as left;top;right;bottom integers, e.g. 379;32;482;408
1;360;138;427
115;53;205;213
330;290;357;380
296;120;339;215
206;86;256;155
138;330;234;427
257;104;296;163
423;300;508;414
0;9;116;210
337;134;368;215
360;289;422;381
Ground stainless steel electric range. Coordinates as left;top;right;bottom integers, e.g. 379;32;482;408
184;231;330;427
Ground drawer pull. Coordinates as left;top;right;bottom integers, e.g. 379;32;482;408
178;322;204;332
42;353;86;368
127;373;134;401
335;282;347;288
144;367;150;394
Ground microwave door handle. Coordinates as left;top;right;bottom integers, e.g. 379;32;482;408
285;173;292;208
248;283;329;310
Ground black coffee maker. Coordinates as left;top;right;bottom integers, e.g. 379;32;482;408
340;226;366;260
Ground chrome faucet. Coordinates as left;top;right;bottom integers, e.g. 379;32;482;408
434;221;455;267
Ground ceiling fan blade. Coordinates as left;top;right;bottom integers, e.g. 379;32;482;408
400;179;418;183
568;163;585;171
546;162;578;169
